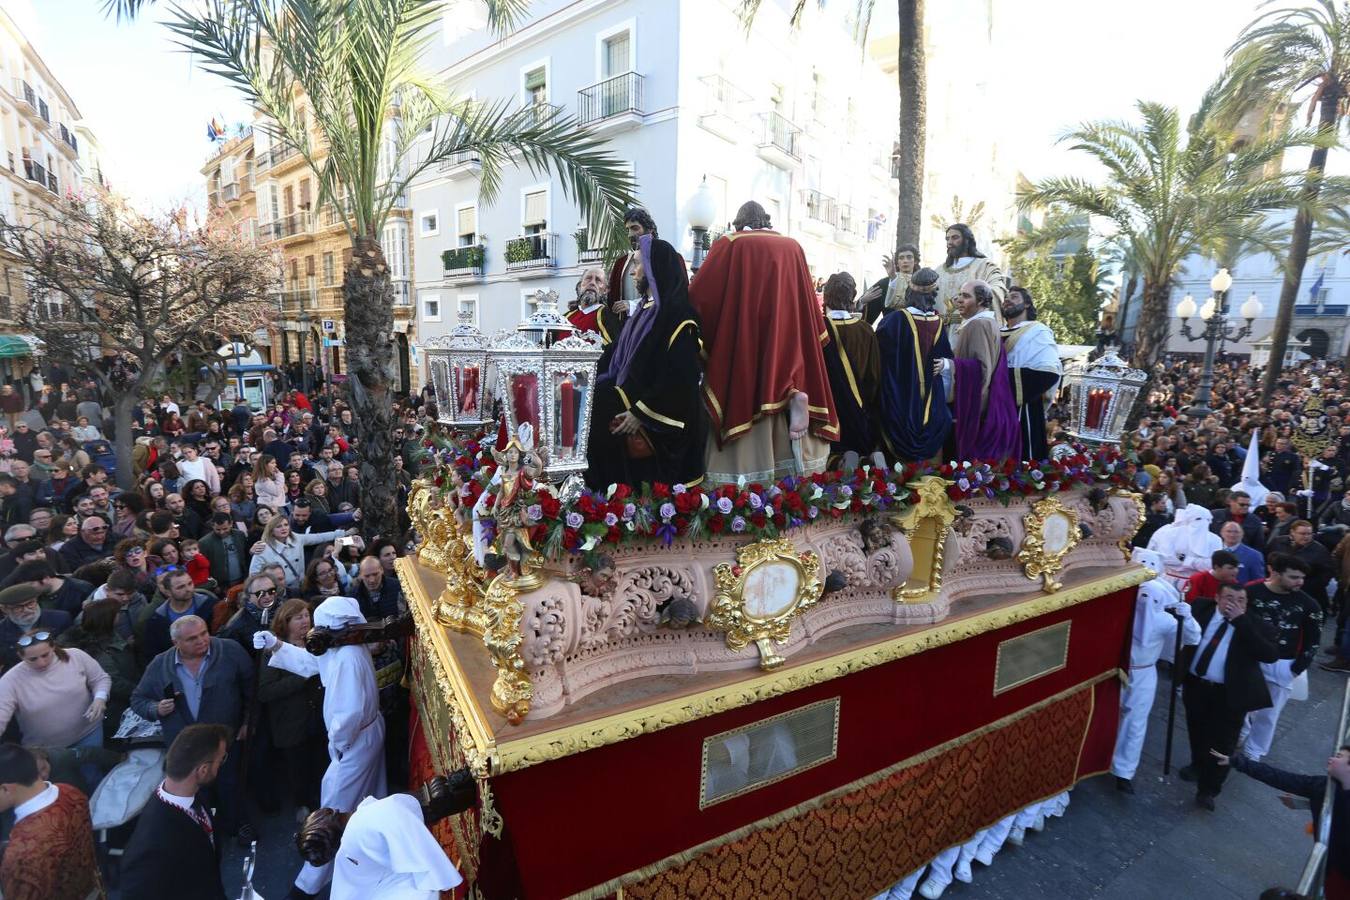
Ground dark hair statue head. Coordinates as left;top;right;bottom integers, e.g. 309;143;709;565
823;273;857;310
733;201;772;231
905;267;941;312
623;207;658;239
895;243;920;264
945;222;985;266
1006;285;1038;320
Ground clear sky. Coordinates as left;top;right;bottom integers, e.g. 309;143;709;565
8;0;1331;214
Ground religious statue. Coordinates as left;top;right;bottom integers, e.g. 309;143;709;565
942;280;1021;462
692;200;839;485
475;423;545;579
819;272;880;467
859;243;919;326
934;224;1006;326
876;267;953;462
584;234;707;490
1000;286;1062;461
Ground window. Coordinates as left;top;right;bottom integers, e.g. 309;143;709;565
524;66;547;106
268;184;280;222
283;185;295;216
305;255;315;277
523;188;547;236
322;252;335;286
602;30;631;78
299;178;312;210
382;220;409;281
456;206;477;248
419;211;439;237
288;258;299;287
457;294;478;326
423;292;441;322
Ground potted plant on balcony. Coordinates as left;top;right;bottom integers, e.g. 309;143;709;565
505;236;536;265
573;227;589;256
442;245;485;272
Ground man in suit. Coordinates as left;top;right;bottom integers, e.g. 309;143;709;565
130;615;253;841
1217;520;1266;586
1180;582;1281;810
1209;491;1265;553
120;723;231;900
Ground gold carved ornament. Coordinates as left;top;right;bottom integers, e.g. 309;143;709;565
481;569;537;725
706;538;824;670
890;475;957;603
1111;488;1146;563
1016;497;1081;593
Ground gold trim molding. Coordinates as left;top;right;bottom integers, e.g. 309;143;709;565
1113;488;1146;563
1017;497;1081;593
707;539;825;670
891;476;957;603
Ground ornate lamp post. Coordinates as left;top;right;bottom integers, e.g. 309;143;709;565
1061;348;1149;446
424;309;494;432
1174;268;1262;417
686;175;718;272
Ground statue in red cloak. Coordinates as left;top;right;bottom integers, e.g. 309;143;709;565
690;201;839;485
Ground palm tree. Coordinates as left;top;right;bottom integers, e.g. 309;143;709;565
1021;100;1310;419
109;0;636;539
738;0;926;249
1222;0;1350;402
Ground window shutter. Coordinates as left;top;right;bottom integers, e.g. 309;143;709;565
524;68;546;91
604;33;630;77
457;207;476;237
524;191;546;226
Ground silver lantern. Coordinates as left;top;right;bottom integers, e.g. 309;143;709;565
424;309;494;431
1060;348;1148;446
490;290;603;481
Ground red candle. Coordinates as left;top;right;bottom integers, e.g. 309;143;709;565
560;377;576;449
460;365;478;413
512;373;539;433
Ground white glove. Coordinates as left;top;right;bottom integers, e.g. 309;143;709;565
1165;601;1191;618
252;631;278;651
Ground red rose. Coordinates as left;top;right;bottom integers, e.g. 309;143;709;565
850;498;862;513
612;483;632;501
751;512;767;528
651;482;671;499
675;492;698;514
708;517;725;533
605;526;621;543
773;513;787;528
539;494;561;519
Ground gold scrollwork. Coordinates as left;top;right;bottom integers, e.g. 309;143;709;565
891;475;957;603
1017;497;1081;593
481;570;536;725
706;539;824;670
1112;488;1146;563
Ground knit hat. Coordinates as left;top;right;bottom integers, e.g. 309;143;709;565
0;583;45;607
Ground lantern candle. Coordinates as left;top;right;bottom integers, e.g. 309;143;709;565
460;365;478;414
560;377;576;449
512;373;539;432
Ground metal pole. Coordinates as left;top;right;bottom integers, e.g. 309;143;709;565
1297;677;1350;898
1163;609;1185;775
1190;290;1224;416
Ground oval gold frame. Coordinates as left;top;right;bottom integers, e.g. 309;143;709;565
707;538;825;670
1017;497;1081;593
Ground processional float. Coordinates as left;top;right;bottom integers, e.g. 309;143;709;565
406;314;1150;898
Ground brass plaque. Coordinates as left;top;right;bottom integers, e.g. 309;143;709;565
994;621;1071;695
699;698;840;809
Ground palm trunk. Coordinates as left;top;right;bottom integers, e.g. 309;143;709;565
343;236;399;541
1127;278;1173;426
894;0;925;250
1260;88;1340;403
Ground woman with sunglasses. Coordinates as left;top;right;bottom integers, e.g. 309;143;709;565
248;515;351;595
0;630;111;789
112;539;154;594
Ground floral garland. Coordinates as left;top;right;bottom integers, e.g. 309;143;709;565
422;430;1130;560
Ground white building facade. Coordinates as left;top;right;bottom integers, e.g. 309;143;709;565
410;0;901;342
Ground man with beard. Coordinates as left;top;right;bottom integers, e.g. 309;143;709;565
0;583;71;668
934;223;1006;325
566;267;621;343
1000;285;1062;461
876;268;953;463
164;492;203;540
608;208;670;320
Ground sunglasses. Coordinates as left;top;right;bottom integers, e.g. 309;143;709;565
251;586;278;599
15;631;51;648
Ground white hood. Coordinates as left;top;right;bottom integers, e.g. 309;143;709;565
1231;430;1269;508
314;595;366;629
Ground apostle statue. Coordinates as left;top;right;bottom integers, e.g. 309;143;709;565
859;243;919;326
876;267;953;462
819;273;880;467
585;234;707;490
691;201;839;485
935;224;1006;325
1000;285;1062;461
608;208;683;322
566;267;620;344
941;280;1021;462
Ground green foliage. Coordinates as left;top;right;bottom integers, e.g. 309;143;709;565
1007;247;1105;346
505;237;538;264
442;245;485;271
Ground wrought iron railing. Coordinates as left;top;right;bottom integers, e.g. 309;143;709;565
803;190;838;227
443;245;485;277
759;111;801;160
504;232;556;271
578;72;644;125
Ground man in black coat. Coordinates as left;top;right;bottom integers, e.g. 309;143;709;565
120;723;231;900
1180;582;1281;810
1209;491;1266;553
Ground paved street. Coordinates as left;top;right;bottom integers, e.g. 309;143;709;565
190;626;1342;900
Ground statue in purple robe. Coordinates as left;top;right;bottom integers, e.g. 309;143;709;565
942;280;1021;462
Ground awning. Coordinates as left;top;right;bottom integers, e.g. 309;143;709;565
0;335;40;358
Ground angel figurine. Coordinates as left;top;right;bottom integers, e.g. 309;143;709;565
480;423;547;579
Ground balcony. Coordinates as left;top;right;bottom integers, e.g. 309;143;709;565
317;286;343;310
698;75;750;142
1295;303;1347;317
442;244;485;281
268;143;302;171
835;205;863;246
322;197;353;229
280;288;318;313
504;232;556;275
802;189;838;237
21;158;46;189
57;125;78;157
36;99;50;127
12;80;34;113
276;210;312;240
524;102;562;129
222;182;240;202
577;72;644;133
438;149;481;178
757;111;802;169
393;280;412;308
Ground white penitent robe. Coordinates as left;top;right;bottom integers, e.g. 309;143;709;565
1147;506;1222;590
270;595;388;893
331;794;463;900
935;257;1006;322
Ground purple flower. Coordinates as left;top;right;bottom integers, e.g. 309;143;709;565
672;483;687;495
716;496;734;515
731;516;747;533
623;503;636;520
767;485;783;499
526;504;543;522
565;512;584;529
656;521;678;546
840;485;853;498
659;502;676;520
808;506;819;519
748;493;763;510
604;512;618;527
957;477;971;492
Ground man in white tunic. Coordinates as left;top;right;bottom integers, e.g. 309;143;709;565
1000;286;1062;460
1110;548;1200;793
1147;505;1222;592
330;793;463;900
934;224;1005;326
255;595;387;898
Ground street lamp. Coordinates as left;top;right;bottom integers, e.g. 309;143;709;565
1175;267;1261;417
686;175;718;272
298;298;312;396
